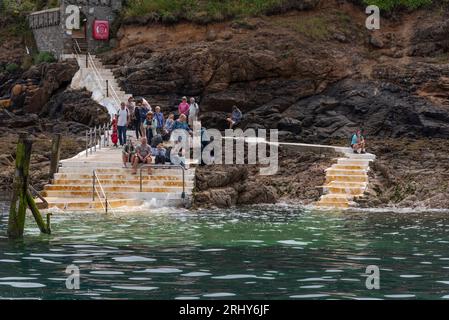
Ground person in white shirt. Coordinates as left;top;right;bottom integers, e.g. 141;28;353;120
188;97;199;127
117;102;129;146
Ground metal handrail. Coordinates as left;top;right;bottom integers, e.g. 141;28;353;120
85;124;110;157
73;39;121;110
92;169;112;213
87;52;121;108
138;164;186;199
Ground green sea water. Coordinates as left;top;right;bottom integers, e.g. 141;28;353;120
1;202;449;300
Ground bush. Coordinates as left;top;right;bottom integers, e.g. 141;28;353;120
123;0;296;23
34;51;56;64
362;0;433;11
5;63;19;73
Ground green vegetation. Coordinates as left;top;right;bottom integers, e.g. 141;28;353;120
362;0;432;11
123;0;299;23
0;0;58;16
5;63;19;73
34;51;56;64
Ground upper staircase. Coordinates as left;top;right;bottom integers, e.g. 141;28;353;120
61;45;132;117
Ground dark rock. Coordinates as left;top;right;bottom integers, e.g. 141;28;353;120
277;117;302;134
369;34;384;48
196;166;248;191
40;89;110;127
238;182;278;205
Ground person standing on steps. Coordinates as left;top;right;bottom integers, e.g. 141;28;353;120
188;97;199;127
111;116;118;148
154;106;165;134
134;101;142;139
144;112;158;144
178;96;190;117
126;96;135;131
117;102;129;146
140;100;149;138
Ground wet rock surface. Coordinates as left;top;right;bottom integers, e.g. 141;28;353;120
193;146;333;208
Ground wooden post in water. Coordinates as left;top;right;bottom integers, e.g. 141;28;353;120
49;134;61;183
26;191;50;234
8;134;51;238
8;134;32;238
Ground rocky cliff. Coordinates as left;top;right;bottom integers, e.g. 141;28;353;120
0;60;110;194
95;0;449;208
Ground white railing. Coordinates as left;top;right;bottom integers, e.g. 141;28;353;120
73;39;122;112
85;124;110;157
92;170;114;214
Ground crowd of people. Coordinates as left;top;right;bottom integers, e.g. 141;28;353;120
110;96;243;173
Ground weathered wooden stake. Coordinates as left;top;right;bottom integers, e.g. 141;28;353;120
8;134;33;239
49;134;61;183
8;134;51;238
26;191;50;234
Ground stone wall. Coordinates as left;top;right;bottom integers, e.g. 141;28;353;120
29;0;122;57
29;8;65;58
61;0;122;53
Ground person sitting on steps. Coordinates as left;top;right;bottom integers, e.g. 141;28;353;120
226;105;242;129
132;137;153;175
351;129;366;154
122;138;136;168
153;143;167;165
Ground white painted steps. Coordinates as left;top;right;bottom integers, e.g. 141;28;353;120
64;53;133;117
40;144;196;212
315;149;375;209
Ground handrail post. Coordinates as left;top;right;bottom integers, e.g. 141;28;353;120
105;196;108;214
90;129;93;155
181;167;185;199
140;168;143;192
98;126;102;150
106;80;109;97
86;52;88;68
92;170;95;201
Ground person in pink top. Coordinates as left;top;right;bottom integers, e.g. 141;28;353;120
178;96;190;116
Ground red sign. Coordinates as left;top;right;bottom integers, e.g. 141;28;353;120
93;20;109;40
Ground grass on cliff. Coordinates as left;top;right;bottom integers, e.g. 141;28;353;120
123;0;301;23
362;0;432;11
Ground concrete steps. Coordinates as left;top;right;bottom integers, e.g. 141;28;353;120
70;54;133;117
42;190;187;200
41;198;143;211
315;151;375;209
40;144;196;212
52;179;193;187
